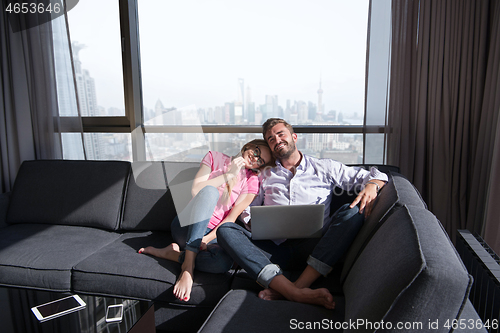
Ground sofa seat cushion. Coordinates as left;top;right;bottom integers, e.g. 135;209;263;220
0;224;120;292
343;205;472;331
199;289;345;333
72;231;234;305
6;160;131;230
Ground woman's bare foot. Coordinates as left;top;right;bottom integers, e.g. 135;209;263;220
173;267;194;301
174;250;196;302
138;243;180;262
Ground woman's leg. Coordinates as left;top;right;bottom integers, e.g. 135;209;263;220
177;228;234;274
170;186;220;301
138;185;219;258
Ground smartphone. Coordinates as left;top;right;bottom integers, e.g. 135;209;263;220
31;295;86;322
105;304;124;323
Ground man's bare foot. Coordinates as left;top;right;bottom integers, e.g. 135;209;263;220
258;288;284;300
290;288;335;310
174;267;194;301
138;243;180;262
261;284;335;309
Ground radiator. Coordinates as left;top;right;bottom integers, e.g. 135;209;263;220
457;229;500;333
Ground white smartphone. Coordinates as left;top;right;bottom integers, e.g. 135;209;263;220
105;304;124;323
31;295;86;322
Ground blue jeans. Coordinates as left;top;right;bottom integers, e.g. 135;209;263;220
216;203;364;288
170;186;234;274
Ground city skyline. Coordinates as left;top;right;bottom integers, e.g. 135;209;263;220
143;78;362;126
64;52;363;163
67;0;370;119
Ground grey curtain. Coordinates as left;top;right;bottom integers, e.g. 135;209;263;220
0;2;85;193
0;5;61;193
386;0;500;251
478;2;500;253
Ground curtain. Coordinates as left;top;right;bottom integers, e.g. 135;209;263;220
479;2;500;253
0;1;84;193
385;0;500;249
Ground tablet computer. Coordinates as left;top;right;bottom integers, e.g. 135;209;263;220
31;295;86;322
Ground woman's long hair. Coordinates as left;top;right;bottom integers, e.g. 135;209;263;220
221;139;275;204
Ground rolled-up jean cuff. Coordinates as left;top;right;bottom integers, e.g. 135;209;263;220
307;255;332;277
184;245;200;255
257;264;282;288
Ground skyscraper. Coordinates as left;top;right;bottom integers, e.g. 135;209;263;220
246;85;253;123
265;95;278;119
316;78;324;122
72;42;102;159
236;78;244;123
72;43;98;117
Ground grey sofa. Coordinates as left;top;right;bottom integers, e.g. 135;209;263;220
0;160;486;332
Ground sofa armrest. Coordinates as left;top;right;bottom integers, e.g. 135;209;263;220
0;192;10;229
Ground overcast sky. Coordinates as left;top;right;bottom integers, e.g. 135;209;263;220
68;0;369;117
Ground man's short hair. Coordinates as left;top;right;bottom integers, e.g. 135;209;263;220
262;118;295;141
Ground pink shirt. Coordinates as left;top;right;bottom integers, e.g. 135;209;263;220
201;151;259;229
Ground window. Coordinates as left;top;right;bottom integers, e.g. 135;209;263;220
64;0;125;116
62;133;132;161
137;0;370;162
55;0;390;164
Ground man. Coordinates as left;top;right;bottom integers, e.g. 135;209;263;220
217;118;388;309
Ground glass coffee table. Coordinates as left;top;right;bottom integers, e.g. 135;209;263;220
0;287;155;333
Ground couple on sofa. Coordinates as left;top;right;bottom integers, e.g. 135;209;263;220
139;118;388;309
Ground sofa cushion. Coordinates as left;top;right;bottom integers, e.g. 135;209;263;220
121;162;199;231
163;161;200;220
72;231;234;305
0;224;120;292
340;171;427;282
199;289;346;333
343;205;472;331
6;160;130;231
121;162;175;231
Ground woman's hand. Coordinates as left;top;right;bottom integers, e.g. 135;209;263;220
228;156;246;177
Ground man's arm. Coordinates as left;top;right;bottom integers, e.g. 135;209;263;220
329;162;387;216
350;179;386;217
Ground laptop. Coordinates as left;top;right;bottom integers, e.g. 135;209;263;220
250;204;325;240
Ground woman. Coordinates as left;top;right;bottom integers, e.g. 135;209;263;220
139;139;274;302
